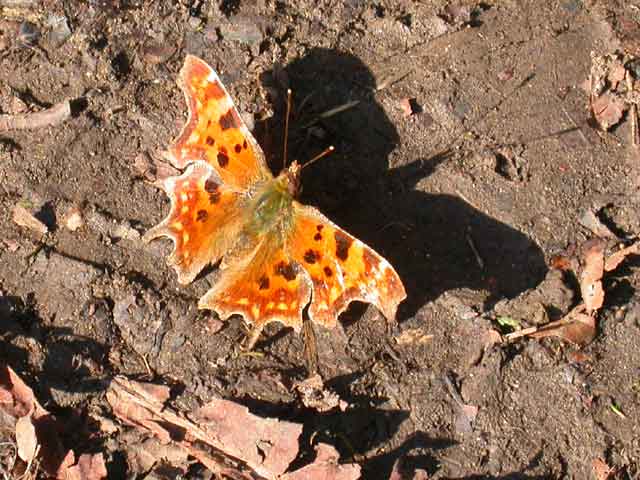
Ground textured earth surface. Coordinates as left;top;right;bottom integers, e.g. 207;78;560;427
1;0;640;478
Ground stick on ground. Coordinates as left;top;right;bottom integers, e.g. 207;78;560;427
0;100;71;132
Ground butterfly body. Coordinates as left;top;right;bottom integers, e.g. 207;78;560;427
248;168;298;236
145;55;406;341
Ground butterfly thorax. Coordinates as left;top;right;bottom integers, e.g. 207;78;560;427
248;164;300;236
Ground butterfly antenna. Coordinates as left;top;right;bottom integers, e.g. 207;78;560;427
283;88;292;171
300;145;335;170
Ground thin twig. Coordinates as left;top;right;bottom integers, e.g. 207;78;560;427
298;100;360;129
503;304;586;341
0;100;71;132
0;0;39;6
375;68;413;92
626;70;638;148
21;444;40;480
466;228;484;269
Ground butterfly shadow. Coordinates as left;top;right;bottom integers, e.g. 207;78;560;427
266;48;547;323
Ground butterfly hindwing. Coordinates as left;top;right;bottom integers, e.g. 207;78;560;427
197;201;406;330
198;234;312;330
289;204;406;327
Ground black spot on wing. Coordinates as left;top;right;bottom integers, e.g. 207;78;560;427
334;231;353;261
219;108;240;130
304;249;321;264
258;275;270;290
275;261;297;281
217;150;229;167
196;209;209;222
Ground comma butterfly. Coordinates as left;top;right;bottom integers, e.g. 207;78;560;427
144;55;406;347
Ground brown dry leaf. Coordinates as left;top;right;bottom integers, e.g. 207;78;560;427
133;151;180;183
399;98;414;117
604;242;640;272
107;376;360;479
15;413;37;463
592;458;614;480
0;364;38;418
280;443;360;480
194;398;301;476
394;328;433;345
530;307;596;346
389;457;429;480
12;204;48;235
0;365;108;479
66;453;108;480
591;92;627;130
580;239;605;312
578;210;616;239
293;374;347;413
64;206;84;231
607;62;626;90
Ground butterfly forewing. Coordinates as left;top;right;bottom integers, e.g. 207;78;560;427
166;54;272;189
143;162;247;284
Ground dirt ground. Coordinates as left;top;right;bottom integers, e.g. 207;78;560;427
2;0;640;478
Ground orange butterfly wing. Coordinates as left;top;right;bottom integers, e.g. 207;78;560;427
144;56;271;283
289;204;406;327
165;55;271;188
197;202;406;330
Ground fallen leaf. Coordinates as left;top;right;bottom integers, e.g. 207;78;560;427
0;365;108;479
106;377;360;479
578;210;616;239
66;453;108;480
280;443;360;480
591;92;627;130
529;306;596;346
394;328;433;345
604;242;640;272
399;98;414;117
293;374;348;413
194;398;301;476
580;239;605;312
12;204;48;235
389;457;429;480
15;413;37;463
592;458;614;480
